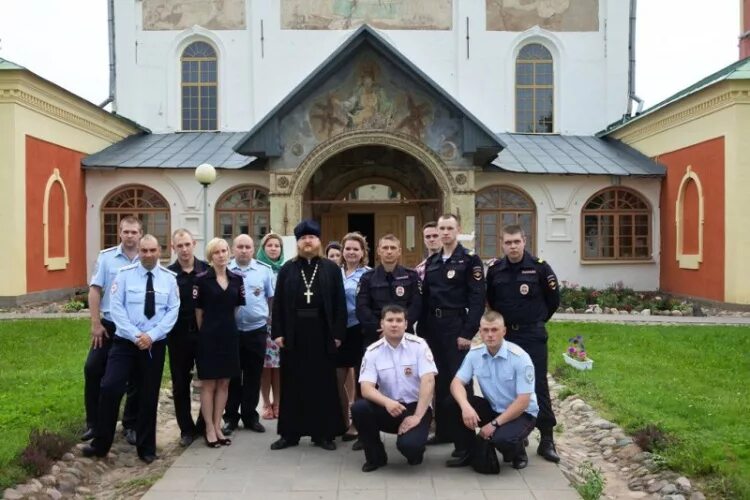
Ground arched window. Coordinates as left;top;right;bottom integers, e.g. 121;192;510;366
101;186;171;256
216;186;270;244
181;41;218;131
582;188;651;260
515;43;553;134
475;186;536;259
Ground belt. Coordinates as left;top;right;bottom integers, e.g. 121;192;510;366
508;321;546;331
101;318;115;328
431;307;466;318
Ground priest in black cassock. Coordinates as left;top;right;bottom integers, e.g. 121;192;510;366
270;220;347;451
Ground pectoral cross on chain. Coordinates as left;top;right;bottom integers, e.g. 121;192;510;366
300;263;319;305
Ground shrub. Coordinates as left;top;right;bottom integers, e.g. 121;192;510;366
633;424;672;452
575;460;606;500
19;430;73;476
62;300;85;313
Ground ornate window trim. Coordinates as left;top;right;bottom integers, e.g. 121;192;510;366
43;169;69;270
475;185;537;259
215;185;271;244
581;187;652;262
675;166;704;269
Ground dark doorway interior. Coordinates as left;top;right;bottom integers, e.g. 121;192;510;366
348;213;375;267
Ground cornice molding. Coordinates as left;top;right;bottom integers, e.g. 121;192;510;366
612;87;750;144
0;75;138;143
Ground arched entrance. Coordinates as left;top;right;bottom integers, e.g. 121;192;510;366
288;131;452;267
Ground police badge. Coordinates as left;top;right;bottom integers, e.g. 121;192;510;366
447;269;456;279
395;286;405;297
519;283;529;295
404;366;413;376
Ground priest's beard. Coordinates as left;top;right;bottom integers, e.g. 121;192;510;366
298;242;321;260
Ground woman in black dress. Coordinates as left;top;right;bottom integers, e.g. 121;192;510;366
195;238;245;447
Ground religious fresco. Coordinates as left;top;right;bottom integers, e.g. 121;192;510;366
278;50;462;168
143;0;245;31
281;0;452;30
486;0;599;32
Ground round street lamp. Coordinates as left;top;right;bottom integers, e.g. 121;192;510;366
194;163;217;255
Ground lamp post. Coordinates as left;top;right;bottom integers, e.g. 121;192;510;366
194;163;217;256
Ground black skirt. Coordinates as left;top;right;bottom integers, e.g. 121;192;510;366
335;324;363;368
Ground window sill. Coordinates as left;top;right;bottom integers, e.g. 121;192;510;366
580;259;656;265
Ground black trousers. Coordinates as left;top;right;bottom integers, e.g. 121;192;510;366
445;395;536;457
91;337;166;458
351;399;432;465
505;326;557;432
225;327;267;426
423;315;472;441
167;330;199;437
83;319;138;431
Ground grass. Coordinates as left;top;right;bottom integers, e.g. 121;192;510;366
0;319;171;490
548;322;750;500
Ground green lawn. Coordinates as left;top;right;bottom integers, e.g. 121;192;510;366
0;319;89;489
548;322;750;499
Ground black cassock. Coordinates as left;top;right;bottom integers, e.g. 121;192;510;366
272;256;347;439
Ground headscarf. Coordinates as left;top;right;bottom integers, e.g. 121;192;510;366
256;232;285;274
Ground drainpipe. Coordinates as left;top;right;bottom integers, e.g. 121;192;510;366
626;0;644;117
99;0;116;111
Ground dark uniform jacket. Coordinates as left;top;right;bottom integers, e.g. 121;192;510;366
271;256;347;355
355;264;422;340
420;243;486;340
167;258;209;335
486;250;560;325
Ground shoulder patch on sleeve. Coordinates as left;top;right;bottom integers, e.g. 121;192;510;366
366;338;386;351
472;266;484;281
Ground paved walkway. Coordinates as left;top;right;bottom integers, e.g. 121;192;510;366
142;420;579;500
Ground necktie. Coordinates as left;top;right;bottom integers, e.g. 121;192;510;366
145;271;155;319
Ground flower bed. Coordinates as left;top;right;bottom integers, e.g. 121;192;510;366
559;281;696;316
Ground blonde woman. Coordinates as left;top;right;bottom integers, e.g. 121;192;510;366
194;238;246;447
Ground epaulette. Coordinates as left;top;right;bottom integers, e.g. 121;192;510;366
119;263;139;272
470;343;484;350
99;246;117;254
486;258;498;267
196;270;210;278
160;265;177;276
404;333;425;344
506;341;526;356
366;338;386;351
256;260;272;270
537;258;545;264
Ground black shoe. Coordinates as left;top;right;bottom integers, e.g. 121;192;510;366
407;456;423;466
451;449;465;458
426;434;450;446
352;439;364;451
362;461;384;472
139;454;158;464
246;421;266;433
222;421;238;436
179;434;194;447
342;432;359;442
270;437;299;450
124;428;137;446
81;444;103;458
445;451;472;468
512;449;529;469
80;428;95;441
313;439;336;451
537;440;560;463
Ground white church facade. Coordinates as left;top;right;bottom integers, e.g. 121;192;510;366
84;0;664;290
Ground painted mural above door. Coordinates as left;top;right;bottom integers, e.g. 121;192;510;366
281;0;453;30
279;51;461;169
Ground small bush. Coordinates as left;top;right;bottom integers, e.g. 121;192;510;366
633;424;672;452
62;300;85;313
575;460;606;500
19;430;73;475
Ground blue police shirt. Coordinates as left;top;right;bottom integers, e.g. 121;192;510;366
229;258;274;332
109;263;180;344
359;334;438;404
455;341;539;417
89;245;139;321
343;266;369;327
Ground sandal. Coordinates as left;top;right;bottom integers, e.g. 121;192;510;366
272;403;280;419
262;404;274;420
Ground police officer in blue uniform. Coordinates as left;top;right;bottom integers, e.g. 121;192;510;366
486;224;560;463
420;214;485;445
223;234;275;434
166;228;209;447
356;234;422;349
83;234;180;464
82;215;142;443
445;310;538;470
352;304;437;472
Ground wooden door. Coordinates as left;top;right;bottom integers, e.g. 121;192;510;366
321;212;347;248
374;208;422;267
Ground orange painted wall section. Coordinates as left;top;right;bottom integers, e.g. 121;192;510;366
682;179;699;254
25;136;87;292
658;137;725;301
